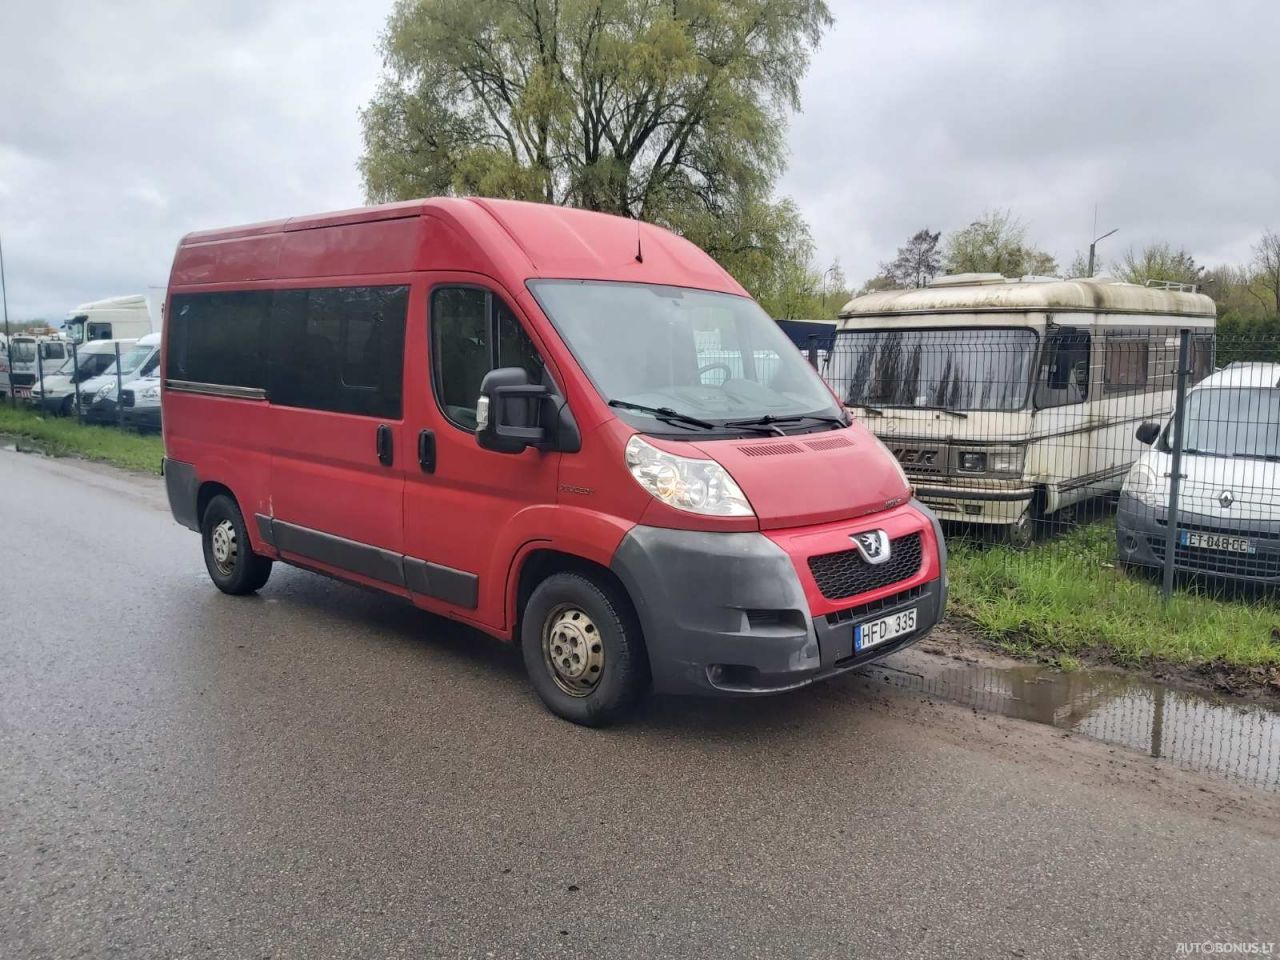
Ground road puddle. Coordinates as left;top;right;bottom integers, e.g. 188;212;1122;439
1;435;53;456
870;654;1280;791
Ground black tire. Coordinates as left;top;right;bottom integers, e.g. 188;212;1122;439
521;572;650;726
59;395;76;418
201;494;273;595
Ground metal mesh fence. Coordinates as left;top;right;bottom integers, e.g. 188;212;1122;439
818;326;1280;601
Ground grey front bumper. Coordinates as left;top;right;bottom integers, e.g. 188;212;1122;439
1116;493;1280;583
610;515;945;696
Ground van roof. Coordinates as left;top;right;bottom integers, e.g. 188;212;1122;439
1198;362;1280;390
838;276;1217;322
173;197;746;296
69;294;149;312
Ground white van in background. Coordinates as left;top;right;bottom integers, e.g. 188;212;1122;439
1;335;71;399
63;293;160;345
83;332;162;423
31;339;138;415
830;275;1217;544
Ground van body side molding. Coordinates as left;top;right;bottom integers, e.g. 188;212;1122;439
403;557;479;609
271;519;406;588
259;516;478;607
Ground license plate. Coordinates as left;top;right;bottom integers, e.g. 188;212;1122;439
855;607;918;652
1179;531;1256;554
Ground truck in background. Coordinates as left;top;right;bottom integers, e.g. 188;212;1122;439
63;288;163;344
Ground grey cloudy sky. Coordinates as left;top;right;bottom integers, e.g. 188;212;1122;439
2;0;1277;320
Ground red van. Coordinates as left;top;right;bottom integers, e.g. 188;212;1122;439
162;198;946;725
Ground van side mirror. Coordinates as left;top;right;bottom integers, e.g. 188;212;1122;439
1135;421;1161;446
476;367;549;454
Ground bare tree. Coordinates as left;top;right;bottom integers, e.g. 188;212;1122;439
1112;243;1201;286
879;228;942;289
1250;229;1280;313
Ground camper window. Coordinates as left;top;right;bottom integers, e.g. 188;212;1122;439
1034;329;1090;408
1103;336;1149;394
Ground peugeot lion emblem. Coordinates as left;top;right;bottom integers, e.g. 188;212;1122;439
851;530;892;565
1219;490;1235;508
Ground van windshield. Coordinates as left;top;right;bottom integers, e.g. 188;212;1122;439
1181;388;1280;461
825;327;1038;412
529;280;843;433
11;340;36;363
114;343;153;376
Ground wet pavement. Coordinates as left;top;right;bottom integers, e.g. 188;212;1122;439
2;449;1279;959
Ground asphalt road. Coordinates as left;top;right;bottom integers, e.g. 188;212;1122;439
2;449;1277;960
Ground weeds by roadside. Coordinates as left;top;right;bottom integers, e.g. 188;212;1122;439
949;520;1280;671
0;405;163;474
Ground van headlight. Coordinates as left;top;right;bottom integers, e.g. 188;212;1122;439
956;446;1025;477
96;382;116;400
1123;463;1166;508
624;435;753;517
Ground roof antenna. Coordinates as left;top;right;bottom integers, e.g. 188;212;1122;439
635;221;644;263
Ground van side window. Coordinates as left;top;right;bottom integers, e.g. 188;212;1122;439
496;300;546;385
167;291;272;389
1034;329;1090;408
269;285;408;418
87;322;112;341
1191;335;1215;383
1103;336;1149;394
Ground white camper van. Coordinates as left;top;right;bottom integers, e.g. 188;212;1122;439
831;275;1216;543
63;294;158;345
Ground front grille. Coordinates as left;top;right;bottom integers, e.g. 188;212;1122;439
10;373;34;387
1148;537;1280;578
121;390;135;407
889;445;946;476
808;532;923;601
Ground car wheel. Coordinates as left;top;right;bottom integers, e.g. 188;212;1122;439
201;493;273;595
521;572;650;726
1003;507;1036;549
59;395;75;417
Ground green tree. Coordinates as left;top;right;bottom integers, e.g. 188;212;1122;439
360;0;832;302
942;209;1058;277
1111;243;1201;287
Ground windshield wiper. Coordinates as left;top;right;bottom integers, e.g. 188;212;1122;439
850;403;884;417
723;413;848;430
1234;452;1280;462
608;399;716;430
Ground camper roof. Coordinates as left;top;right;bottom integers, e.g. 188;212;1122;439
838;276;1217;323
66;294;149;316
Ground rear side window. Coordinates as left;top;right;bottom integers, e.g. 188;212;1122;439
167;291;271;389
1103;336;1149;393
431;287;546;430
269;285;408;418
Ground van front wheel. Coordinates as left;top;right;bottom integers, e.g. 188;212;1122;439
521;572;649;726
201;494;273;595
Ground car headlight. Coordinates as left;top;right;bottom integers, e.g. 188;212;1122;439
624;435;753;517
1122;463;1166;508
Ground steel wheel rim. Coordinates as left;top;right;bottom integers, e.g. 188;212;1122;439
210;519;238;577
541;604;604;697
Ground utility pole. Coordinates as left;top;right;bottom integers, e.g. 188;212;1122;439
1087;227;1118;278
1;234;13;409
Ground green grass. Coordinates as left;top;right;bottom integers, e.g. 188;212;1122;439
949;520;1280;670
0;405;164;474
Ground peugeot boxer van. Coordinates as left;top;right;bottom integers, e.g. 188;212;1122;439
162;198;947;725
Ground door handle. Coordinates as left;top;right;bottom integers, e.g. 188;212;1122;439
418;429;436;473
376;424;394;466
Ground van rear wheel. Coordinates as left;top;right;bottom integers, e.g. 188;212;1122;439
521;572;649;726
201;494;273;595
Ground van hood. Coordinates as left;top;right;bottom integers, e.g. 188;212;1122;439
689;421;911;530
1142;449;1280;522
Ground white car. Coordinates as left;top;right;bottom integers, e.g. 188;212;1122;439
120;373;162;432
1117;362;1280;584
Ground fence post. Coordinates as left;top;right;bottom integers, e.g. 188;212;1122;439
1161;329;1192;601
807;334;818;369
114;341;124;426
71;341;80;421
36;348;44;405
